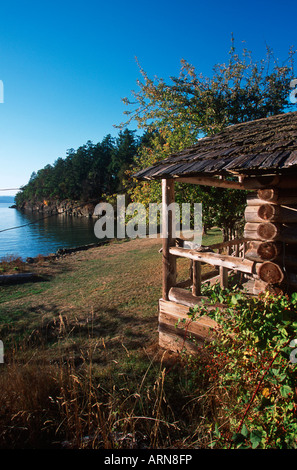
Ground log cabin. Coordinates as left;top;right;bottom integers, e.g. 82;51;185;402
134;111;297;353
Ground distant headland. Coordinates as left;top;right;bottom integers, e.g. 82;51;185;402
0;196;15;204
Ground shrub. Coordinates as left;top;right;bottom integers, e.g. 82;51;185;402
185;286;297;449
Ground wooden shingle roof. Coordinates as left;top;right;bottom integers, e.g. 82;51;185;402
134;111;297;180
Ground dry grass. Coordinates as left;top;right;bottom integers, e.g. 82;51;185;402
0;255;28;274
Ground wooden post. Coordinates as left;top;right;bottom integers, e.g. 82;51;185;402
218;247;228;289
162;179;177;300
220;267;228;289
192;260;201;296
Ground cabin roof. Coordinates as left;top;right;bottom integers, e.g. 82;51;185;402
134;111;297;180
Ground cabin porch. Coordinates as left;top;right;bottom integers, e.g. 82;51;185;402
158;174;297;353
133;112;297;354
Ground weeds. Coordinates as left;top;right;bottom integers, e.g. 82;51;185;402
0;344;196;448
0;255;27;274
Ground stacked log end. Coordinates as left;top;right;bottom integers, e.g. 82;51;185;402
244;186;297;295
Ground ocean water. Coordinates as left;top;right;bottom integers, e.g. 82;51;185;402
0;203;100;260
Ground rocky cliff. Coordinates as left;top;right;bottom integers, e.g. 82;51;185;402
19;199;98;217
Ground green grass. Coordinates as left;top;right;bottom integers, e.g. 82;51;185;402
0;284;50;304
202;227;223;246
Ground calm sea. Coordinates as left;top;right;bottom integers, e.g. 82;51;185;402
0;203;100;260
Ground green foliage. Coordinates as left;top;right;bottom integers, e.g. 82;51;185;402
121;38;296;235
122;38;295;135
185;287;297;449
15;129;140;207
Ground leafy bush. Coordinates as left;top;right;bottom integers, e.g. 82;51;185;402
185;286;297;449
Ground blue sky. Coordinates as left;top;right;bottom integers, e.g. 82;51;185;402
0;0;296;196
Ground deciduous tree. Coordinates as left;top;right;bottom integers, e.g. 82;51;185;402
120;38;296;238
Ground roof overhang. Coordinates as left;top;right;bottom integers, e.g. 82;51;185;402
134;111;297;187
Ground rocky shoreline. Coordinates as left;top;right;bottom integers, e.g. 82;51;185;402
18;199;98;217
0;240;111;284
25;240;110;263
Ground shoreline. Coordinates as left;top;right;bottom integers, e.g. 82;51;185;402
25;233;160;263
25;239;113;263
0;238;125;284
0;236;162;285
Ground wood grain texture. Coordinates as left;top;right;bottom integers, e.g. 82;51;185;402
169;246;254;273
158;299;218;353
162;178;176;300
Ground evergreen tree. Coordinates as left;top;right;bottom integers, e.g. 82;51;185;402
15;130;138;206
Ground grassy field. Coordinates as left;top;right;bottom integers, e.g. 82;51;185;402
0;228;223;449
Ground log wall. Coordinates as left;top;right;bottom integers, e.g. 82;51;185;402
244;188;297;295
